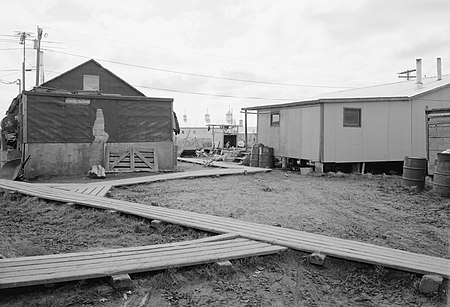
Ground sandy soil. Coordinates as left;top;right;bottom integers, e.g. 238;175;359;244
108;163;449;306
1;162;449;306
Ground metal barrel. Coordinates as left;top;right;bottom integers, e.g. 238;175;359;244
433;152;450;197
250;144;261;167
259;146;274;168
173;145;178;168
402;156;427;191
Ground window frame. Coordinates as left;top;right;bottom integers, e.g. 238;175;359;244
343;107;362;128
270;112;280;127
83;74;100;91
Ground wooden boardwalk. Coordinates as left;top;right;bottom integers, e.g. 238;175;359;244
1;177;449;285
48;184;112;197
36;163;269;196
0;234;286;289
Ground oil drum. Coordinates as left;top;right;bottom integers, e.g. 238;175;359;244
433;152;450;197
402;156;427;191
259;146;274;168
250;144;262;167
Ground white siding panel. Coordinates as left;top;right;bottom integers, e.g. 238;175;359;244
279;108;302;157
301;106;321;160
362;102;388;161
324;103;364;162
336;104;363;162
387;101;411;160
323;104;336;162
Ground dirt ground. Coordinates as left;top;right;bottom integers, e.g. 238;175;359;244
1;162;449;306
111;166;449;258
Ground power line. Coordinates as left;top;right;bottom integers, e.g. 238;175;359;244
43;49;353;89
0;79;19;85
48;28;384;73
0;48;33;51
134;84;296;101
0;39;21;43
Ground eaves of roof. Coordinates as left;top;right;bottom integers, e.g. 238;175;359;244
23;90;173;103
241;96;410;111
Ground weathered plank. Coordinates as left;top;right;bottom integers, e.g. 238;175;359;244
1;240;276;276
94;185;111;197
0;236;285;289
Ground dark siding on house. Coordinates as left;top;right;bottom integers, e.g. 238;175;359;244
26;94;172;143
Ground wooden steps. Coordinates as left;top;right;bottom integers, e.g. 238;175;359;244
1;178;449;281
0;234;286;289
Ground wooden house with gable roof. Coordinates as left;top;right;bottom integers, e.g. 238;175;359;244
2;59;177;177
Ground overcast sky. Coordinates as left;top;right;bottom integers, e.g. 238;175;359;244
1;0;449;126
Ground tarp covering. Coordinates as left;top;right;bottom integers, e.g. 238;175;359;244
26;94;172;143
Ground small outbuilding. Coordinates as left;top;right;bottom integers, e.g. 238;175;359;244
2;59;177;177
242;59;450;172
426;107;450;174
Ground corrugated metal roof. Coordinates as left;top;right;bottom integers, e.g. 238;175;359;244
243;74;450;111
319;74;450;99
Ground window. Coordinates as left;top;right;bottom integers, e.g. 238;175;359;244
343;108;361;127
83;75;100;91
271;112;280;126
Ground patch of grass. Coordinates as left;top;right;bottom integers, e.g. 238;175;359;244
0;194;210;258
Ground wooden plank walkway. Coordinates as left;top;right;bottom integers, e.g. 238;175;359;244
1;178;449;280
36;165;269;194
47;184;112;197
0;234;286;289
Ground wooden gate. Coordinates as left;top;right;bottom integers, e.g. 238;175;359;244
105;147;158;172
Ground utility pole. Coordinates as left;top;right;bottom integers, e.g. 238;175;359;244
17;31;31;92
35;26;43;86
398;69;416;81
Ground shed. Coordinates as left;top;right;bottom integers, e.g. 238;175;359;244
2;59;176;177
242;59;450;173
426;107;450;174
